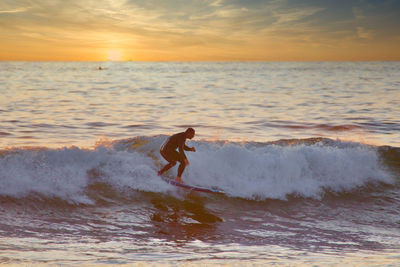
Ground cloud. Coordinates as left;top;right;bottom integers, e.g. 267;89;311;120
1;0;399;60
0;8;28;14
209;0;225;7
352;6;366;20
357;27;374;40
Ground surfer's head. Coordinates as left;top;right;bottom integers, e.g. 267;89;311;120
185;128;195;139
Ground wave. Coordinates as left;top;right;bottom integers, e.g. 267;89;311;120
0;137;396;204
263;121;366;132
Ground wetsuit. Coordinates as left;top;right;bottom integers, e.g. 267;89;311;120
160;132;192;177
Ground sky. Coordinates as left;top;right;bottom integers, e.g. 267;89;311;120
1;0;400;61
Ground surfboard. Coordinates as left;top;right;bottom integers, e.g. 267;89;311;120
161;177;224;194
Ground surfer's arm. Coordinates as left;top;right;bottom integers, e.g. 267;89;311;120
184;144;195;152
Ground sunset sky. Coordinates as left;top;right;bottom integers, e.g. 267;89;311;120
1;0;399;61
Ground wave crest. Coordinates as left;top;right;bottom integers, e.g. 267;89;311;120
0;137;395;203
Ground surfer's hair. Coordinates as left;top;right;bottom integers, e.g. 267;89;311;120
186;128;195;134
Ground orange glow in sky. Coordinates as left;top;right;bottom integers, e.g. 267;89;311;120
1;0;399;61
107;50;123;61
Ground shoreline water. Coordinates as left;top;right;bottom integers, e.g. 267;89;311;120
1;61;399;266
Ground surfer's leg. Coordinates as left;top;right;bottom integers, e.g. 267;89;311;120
158;150;178;176
158;161;176;176
176;159;186;183
177;163;186;177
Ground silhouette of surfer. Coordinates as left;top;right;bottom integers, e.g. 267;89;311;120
158;128;196;183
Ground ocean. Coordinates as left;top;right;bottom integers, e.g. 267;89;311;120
0;62;399;266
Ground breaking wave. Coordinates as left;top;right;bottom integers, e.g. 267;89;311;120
0;137;396;204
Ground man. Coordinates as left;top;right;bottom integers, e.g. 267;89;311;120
158;128;196;183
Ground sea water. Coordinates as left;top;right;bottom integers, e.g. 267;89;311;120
0;62;399;266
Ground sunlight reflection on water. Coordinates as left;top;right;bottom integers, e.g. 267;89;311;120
1;62;399;148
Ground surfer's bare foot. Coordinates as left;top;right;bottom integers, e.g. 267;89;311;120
176;177;184;183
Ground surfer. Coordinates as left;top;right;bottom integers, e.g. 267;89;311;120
158;128;196;183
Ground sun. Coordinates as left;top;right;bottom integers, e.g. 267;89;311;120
107;50;123;61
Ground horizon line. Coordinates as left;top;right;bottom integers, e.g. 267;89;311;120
1;59;400;63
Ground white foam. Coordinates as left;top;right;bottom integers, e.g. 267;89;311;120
0;139;394;202
0;147;96;203
184;141;393;200
0;146;169;204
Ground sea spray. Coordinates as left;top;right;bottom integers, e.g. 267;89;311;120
0;146;167;204
0;138;394;203
186;141;393;199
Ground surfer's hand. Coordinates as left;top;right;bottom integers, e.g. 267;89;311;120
191;147;196;152
185;159;190;166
